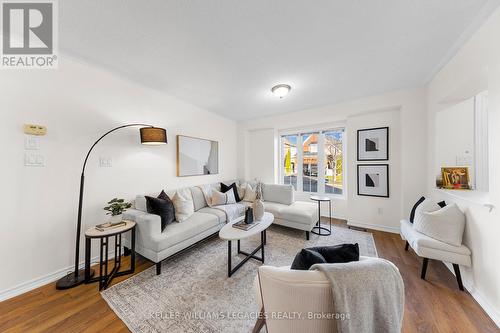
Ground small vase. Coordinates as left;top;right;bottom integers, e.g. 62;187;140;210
109;214;123;223
253;199;264;221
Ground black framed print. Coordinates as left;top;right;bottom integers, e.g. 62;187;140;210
357;127;389;161
357;164;389;197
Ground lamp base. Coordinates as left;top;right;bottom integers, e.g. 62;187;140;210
55;269;94;290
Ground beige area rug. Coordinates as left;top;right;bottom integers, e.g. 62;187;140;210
102;225;378;333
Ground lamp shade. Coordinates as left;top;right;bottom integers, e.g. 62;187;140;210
140;127;167;145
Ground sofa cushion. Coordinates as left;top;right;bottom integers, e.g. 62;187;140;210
243;183;257;202
135;195;147;212
262;184;294;205
414;203;466;247
198;207;227;223
279;201;318;225
152;212;219;252
263;202;286;219
190;186;207;211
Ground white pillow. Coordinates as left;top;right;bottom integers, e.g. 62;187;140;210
414;203;466;247
413;198;441;227
211;190;236;206
172;190;194;222
243;184;257;202
237;183;246;200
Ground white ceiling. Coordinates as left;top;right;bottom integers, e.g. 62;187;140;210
60;0;497;120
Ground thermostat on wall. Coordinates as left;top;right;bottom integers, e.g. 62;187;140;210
23;124;47;136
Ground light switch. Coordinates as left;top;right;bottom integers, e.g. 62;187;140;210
99;157;112;167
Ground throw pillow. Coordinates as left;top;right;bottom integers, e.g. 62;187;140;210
172;190;194;222
237;183;246;201
308;243;360;263
243;184;257;202
413;198;441;227
145;192;175;232
414;203;466;247
291;248;327;270
409;196;426;223
211;190;236;206
221;182;241;202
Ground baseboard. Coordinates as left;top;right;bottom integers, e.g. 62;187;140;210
0;250;116;302
443;263;500;328
346;220;400;234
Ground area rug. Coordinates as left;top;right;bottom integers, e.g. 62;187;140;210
101;225;378;333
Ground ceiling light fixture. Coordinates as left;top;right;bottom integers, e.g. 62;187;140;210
271;84;291;98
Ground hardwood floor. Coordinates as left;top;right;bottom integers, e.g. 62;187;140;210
1;219;498;333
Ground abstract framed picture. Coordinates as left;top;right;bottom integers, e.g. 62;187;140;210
357;164;389;197
177;135;219;177
357;127;389;161
441;167;470;190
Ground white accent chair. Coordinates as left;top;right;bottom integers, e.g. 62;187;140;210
400;219;471;291
252;265;337;333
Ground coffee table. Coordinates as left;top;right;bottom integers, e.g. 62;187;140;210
219;212;274;277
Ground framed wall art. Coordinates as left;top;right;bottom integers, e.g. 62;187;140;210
177;135;219;176
357;127;389;161
357;164;389;197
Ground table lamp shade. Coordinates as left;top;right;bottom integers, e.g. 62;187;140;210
140;127;167;145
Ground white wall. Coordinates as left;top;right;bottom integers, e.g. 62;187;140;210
238;88;427;232
0;56;238;299
427;7;500;327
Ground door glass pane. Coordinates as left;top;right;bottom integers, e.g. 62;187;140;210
282;135;298;189
324;130;344;194
302;132;319;192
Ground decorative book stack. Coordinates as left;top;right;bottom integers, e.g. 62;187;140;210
95;221;126;232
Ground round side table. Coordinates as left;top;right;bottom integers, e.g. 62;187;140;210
310;195;332;236
84;220;136;290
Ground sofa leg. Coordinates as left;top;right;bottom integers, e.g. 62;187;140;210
453;264;464;291
123;246;131;256
421;258;429;280
306;231;310;240
156;262;162;275
404;241;409;251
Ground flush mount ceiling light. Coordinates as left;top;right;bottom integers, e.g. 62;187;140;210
271;84;291;98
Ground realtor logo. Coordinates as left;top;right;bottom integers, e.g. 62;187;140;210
1;0;58;68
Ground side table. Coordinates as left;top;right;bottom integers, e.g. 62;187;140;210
310;195;332;236
84;220;136;290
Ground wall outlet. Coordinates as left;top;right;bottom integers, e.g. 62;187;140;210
25;136;40;150
99;157;112;167
24;152;45;167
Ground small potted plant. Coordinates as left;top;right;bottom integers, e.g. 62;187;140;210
104;198;132;223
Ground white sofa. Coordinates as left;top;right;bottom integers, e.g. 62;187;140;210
400;219;471;290
123;181;319;274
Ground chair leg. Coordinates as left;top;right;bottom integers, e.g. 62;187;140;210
306;231;310;240
156;262;162;275
252;307;266;333
453;264;464;291
404;241;409;251
421;258;429;280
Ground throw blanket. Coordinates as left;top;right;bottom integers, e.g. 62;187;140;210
310;257;404;333
197;185;245;222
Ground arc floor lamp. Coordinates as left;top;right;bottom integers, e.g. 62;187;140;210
56;124;167;289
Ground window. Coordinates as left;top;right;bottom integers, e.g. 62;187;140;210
280;128;345;196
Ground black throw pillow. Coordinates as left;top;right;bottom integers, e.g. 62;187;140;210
308;243;359;263
409;196;426;223
290;248;327;270
221;182;241;202
145;191;175;232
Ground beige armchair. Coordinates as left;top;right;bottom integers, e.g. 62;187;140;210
253;265;337;333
